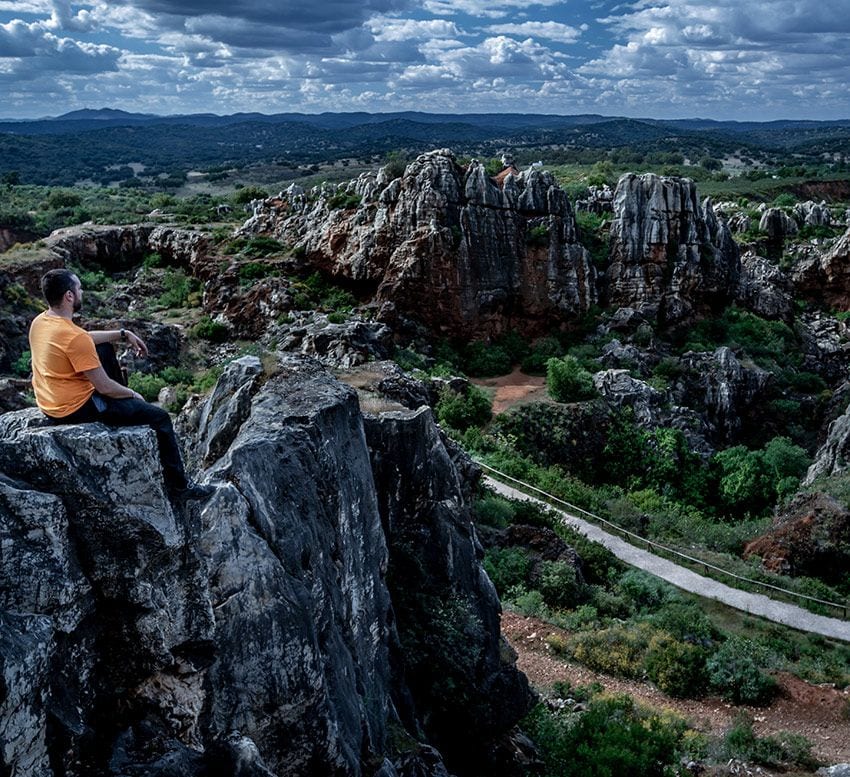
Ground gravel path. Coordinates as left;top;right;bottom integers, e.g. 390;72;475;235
484;476;850;643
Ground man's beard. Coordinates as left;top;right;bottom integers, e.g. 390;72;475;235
73;297;82;313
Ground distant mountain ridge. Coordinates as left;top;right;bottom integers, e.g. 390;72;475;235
2;108;850;187
5;108;849;136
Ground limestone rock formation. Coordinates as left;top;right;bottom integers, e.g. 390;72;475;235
676;347;771;445
45;224;209;271
804;400;850;485
735;251;794;321
240;149;597;337
606;174;740;326
797;311;850;384
0;354;531;776
793;200;833;228
793;225;850;310
758;208;798;241
275;314;393;369
743;493;850;581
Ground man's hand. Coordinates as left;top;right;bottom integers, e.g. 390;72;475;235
125;330;148;357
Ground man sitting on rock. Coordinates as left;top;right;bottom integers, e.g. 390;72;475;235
28;268;212;501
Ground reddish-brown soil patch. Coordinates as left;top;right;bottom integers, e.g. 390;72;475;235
501;611;850;767
474;368;547;414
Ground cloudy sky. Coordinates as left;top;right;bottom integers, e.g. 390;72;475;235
1;0;848;121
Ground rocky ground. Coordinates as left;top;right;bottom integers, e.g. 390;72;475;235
502;611;850;770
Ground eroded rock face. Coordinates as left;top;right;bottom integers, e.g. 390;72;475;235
364;407;532;774
735;251;794;321
44;224;209;272
0;354;530;776
675;347;771;445
606;174;740;326
793;226;850;310
743;493;850;581
805;401;850;485
241;149;597;337
797;312;850;384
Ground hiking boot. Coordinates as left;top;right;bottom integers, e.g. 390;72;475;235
171;481;215;501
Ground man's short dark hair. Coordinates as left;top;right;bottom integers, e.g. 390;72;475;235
41;269;77;307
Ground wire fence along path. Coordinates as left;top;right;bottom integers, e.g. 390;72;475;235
481;470;850;644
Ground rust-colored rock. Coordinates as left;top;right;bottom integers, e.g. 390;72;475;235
743;492;850;581
240;149;597;338
793;225;850;310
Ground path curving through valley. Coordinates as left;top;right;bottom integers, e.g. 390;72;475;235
484;476;850;643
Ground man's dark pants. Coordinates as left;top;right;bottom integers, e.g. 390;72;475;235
48;343;189;489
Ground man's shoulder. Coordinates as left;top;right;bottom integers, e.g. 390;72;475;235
30;313;91;348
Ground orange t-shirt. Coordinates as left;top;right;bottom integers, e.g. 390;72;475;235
29;312;101;418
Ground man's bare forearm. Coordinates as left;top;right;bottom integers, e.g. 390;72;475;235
88;330;124;344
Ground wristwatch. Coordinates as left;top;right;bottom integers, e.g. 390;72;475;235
120;328;127;341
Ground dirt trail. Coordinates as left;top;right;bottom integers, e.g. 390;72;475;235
473;367;546;414
502;611;850;766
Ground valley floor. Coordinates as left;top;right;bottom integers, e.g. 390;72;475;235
502;611;850;768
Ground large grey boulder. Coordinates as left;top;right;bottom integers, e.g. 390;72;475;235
0;354;529;776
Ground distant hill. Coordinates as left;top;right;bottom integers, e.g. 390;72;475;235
2;109;849;186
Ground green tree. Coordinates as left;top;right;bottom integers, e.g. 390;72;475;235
233;186;268;204
546;356;596;403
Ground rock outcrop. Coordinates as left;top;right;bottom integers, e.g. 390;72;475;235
804;400;850;485
606;174;740;326
797;312;850;384
0;354;531;776
793;225;850;310
743;493;850;581
675;347;771;445
44;224;209;272
734;251;794;321
241;149;597;337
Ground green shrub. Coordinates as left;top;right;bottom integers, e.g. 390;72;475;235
538;560;584;610
191;365;223;393
78;269;110;291
327;191;362;210
192;316;229;342
243;236;285;257
128;372;167;402
521;336;562;374
644;633;709;698
646;601;718;644
238;261;272;280
143;252;164;268
507;586;547;617
772;192;797;207
158;269;192;309
393;347;427;372
462;341;512;377
527;223;549;247
546;355;596;402
482;547;532;595
232;186;268;204
713;436;809;516
706;637;777;705
159;366;193;385
327;311;346;324
569;622;655;678
522;695;686;777
12;350;31;377
722;713;819;770
436;385;492;431
617;570;674;612
472;494;515;528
